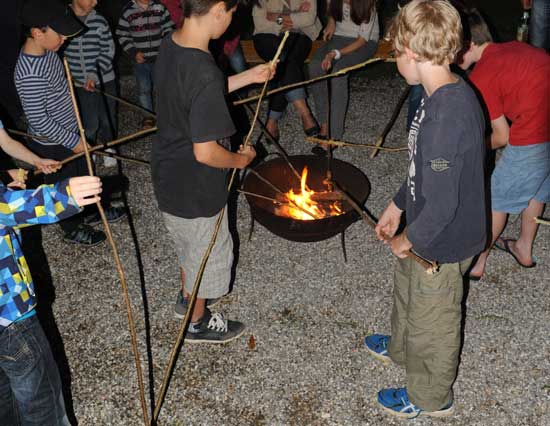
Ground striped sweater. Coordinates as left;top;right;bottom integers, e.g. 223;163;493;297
0;178;81;329
64;9;116;85
116;0;174;62
15;50;80;149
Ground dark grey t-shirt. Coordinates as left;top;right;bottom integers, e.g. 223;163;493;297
152;36;236;218
393;77;487;263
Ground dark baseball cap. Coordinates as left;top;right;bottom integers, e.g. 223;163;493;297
20;0;83;37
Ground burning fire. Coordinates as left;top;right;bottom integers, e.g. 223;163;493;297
275;167;343;220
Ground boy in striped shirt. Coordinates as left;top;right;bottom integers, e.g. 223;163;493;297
65;0;118;167
15;0;126;247
116;0;174;127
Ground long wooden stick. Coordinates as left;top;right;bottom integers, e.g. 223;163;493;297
535;217;550;226
6;128;49;141
34;127;156;175
74;81;157;118
94;150;150;167
152;33;290;423
331;181;439;273
305;136;408;152
370;85;411;158
233;57;383;106
63;58;150;426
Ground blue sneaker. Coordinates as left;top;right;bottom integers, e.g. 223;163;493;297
364;334;391;362
377;387;454;419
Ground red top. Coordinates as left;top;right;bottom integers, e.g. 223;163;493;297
469;42;550;146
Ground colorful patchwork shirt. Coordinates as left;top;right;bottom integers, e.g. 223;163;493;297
0;179;81;329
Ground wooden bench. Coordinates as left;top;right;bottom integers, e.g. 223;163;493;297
240;38;394;64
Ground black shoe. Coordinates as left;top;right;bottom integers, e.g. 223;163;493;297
63;224;106;247
311;144;327;156
304;124;320;137
85;206;127;226
185;309;245;344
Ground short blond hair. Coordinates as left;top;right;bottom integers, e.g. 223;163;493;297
388;0;463;65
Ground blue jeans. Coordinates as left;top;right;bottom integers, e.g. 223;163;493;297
227;43;248;74
76;80;117;144
530;0;550;50
133;62;155;112
0;316;69;426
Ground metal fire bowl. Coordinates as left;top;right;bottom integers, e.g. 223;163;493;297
242;155;370;242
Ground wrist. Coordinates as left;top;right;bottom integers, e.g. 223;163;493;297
332;49;341;60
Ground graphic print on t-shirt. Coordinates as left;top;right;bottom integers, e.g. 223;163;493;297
407;98;426;202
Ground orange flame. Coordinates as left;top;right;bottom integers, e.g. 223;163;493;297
277;167;343;220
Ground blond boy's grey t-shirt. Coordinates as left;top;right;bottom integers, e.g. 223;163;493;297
152;36;235;219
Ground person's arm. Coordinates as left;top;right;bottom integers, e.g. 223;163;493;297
17;74;80;150
0;128;61;173
323;16;336;40
227;63;276;93
96;19;116;82
405;117;464;250
290;0;317;28
490;115;509;149
0;176;102;228
160;6;175;37
193;142;255;169
116;14;137;60
252;1;282;34
321;37;366;70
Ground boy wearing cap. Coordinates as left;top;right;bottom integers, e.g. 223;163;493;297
15;0;126;247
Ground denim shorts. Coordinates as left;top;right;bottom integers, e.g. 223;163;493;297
491;142;550;214
162;209;233;299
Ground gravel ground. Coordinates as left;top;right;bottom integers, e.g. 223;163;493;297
31;70;549;426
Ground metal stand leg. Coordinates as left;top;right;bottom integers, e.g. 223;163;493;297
341;230;347;263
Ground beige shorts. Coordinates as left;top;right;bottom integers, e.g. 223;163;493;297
162;209;233;299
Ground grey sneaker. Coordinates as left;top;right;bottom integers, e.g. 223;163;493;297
174;291;221;319
185;310;245;344
85;206;127;227
63;224;106;247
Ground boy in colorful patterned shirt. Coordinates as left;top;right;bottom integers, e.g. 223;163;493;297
0;170;103;425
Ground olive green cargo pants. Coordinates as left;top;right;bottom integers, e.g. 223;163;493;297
388;256;472;412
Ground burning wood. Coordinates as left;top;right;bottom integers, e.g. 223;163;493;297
273;167;344;220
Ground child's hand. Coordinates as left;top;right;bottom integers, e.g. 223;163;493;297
388;232;412;259
238;144;256;168
249;63;277;84
321;51;336;71
84;79;96;92
281;16;294;31
298;1;311;12
69;176;102;207
7;168;28;189
135;52;145;64
323;19;335;41
375;201;402;241
34;158;62;174
72;139;91;154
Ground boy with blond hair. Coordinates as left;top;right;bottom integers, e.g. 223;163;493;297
363;0;486;418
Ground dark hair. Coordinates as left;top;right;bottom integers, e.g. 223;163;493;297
329;0;375;25
463;8;492;44
21;25;48;39
182;0;241;17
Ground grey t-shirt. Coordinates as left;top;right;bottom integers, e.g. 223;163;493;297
152;36;236;218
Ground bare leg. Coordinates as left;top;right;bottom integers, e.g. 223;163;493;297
506;199;545;265
469;210;508;278
181;268;207;322
265;118;279;140
292;99;317;130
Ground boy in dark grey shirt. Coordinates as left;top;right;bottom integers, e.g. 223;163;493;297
364;0;486;419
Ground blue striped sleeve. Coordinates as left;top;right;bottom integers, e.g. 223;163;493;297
98;20;116;76
16;74;80;150
116;14;137;59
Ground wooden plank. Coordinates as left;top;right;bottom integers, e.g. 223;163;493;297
240;39;393;64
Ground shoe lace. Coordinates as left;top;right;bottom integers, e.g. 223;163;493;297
207;313;228;333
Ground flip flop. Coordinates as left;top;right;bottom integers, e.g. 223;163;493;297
493;238;537;268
